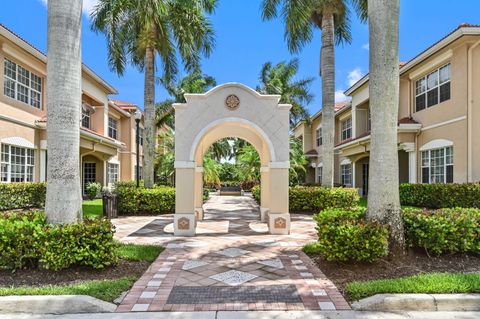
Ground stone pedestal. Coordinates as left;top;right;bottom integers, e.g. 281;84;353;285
268;212;290;235
174;213;196;236
260;207;269;222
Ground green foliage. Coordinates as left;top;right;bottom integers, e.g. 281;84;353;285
203;155;222;189
346;272;480;301
236;144;261;181
0;182;46;211
82;199;103;219
203;188;210;201
0;212;117;271
156;129;175;183
116;244;164;262
289;186;360;212
240;180;259;191
252;185;261;202
0;277;136;302
219;162;240;182
289;137;308;184
399;183;480;208
115;182;175;215
403;207;480;255
36;219;118;271
309;207;389;262
85;182;102;200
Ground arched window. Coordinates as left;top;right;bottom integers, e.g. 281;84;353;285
419;139;453;184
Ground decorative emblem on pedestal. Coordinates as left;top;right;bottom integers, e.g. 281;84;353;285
274;217;287;229
225;94;240;110
178;217;190;230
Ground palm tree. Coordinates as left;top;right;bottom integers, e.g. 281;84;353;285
91;0;216;188
289;137;308;185
45;0;83;224
156;70;217;129
366;0;404;251
203;154;221;189
237;144;261;181
256;59;314;128
156;129;175;184
261;0;367;187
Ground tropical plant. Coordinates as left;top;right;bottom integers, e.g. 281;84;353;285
91;0;216;188
203;155;222;189
236;144;261;181
156;129;175;184
256;59;314;127
85;182;102;201
289;137;308;185
261;0;367;187
366;0;404;251
45;0;83;223
156;69;217;129
209;138;233;162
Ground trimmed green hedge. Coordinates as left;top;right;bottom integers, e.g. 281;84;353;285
115;181;175;215
251;185;359;212
0;211;117;270
0;182;46;211
400;183;480;209
306;207;389;262
403;207;480;255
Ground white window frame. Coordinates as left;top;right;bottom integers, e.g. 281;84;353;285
0;143;35;183
317;165;323;183
341;117;352;141
108;117;118;140
316;127;322;147
415;63;451;112
3;58;42;109
421;146;453;184
341;163;352;186
107;163;119;184
82;108;91;129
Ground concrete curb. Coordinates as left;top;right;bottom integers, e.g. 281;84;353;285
0;295;117;314
352;293;480;311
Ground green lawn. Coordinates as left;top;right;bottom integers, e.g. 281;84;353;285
82;199;103;219
0;244;164;302
346;272;480;301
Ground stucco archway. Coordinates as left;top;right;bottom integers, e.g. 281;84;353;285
173;83;291;236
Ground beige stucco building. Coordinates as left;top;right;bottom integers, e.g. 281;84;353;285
294;24;480;196
0;23;145;194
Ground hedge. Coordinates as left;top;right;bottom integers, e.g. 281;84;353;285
306;207;389;262
115;181;175;215
400;183;480;209
251;185;359;212
0;182;46;211
403;207;480;255
0;211;117;270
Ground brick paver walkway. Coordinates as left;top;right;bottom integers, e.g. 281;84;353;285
114;195;349;312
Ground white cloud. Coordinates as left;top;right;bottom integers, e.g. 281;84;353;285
39;0;98;16
347;68;363;87
335;90;348;102
361;43;369;50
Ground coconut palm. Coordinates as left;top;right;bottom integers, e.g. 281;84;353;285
261;0;367;187
289;137;308;185
91;0;216;188
366;0;404;251
256;59;314;128
45;0;83;224
156;70;217;129
156;129;175;184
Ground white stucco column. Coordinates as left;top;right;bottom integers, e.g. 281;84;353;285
194;166;204;220
352;161;356;188
260;166;270;221
401;142;417;184
39;140;47;182
174;161;196;236
267;161;290;235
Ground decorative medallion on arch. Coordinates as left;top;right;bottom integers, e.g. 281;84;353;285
173;83;292;236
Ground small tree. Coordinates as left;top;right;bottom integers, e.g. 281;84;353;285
85;182;102;201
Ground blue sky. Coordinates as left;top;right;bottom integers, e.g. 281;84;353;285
2;0;479;114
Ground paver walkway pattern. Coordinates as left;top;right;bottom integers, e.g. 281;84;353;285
114;195;349;312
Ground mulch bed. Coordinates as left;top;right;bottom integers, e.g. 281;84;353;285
309;249;480;296
0;259;150;287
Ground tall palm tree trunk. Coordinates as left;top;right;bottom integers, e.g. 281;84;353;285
366;0;405;251
45;0;83;224
321;12;335;188
143;46;156;188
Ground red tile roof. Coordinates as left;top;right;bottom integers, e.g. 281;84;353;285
305;149;318;156
398;117;420;124
110;99;139;110
334;101;350;112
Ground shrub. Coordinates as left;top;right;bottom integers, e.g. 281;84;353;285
85;182;102;200
240;180;258;191
309;207;389;262
403;207;480;254
0;212;117;271
36;219;118;270
115;182;175;215
0;182;46;211
203;188;210;201
251;185;359;212
399;183;480;208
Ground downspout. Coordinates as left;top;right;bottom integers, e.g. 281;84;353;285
467;39;480;182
